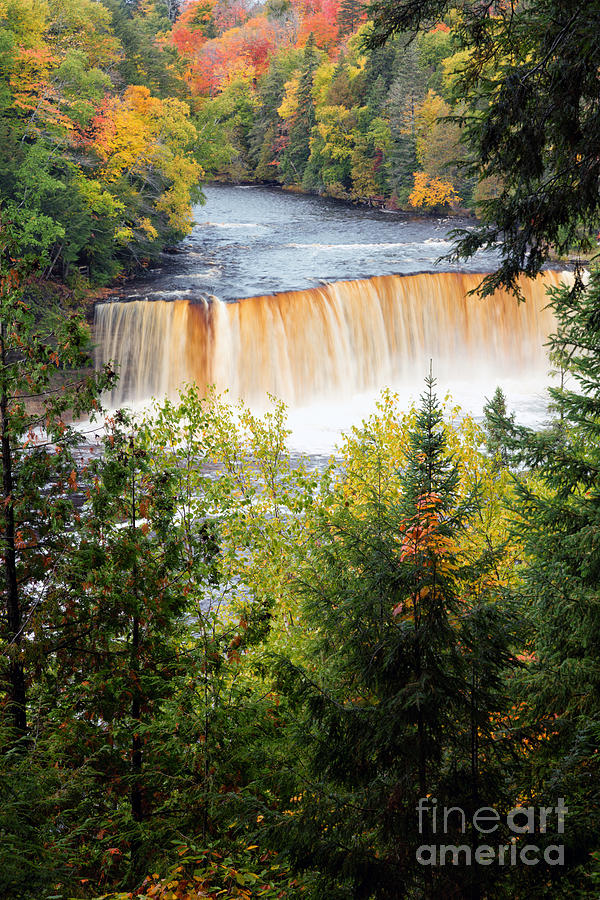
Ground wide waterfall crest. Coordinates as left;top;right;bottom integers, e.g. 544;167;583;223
94;271;565;409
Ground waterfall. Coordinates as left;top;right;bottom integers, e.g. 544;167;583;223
94;271;567;408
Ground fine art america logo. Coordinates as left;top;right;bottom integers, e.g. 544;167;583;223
416;797;567;867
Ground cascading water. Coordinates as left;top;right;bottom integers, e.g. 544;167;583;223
95;270;565;410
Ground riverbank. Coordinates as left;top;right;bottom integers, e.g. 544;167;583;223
207;175;477;217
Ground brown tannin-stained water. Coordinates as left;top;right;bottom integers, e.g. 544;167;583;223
95;185;570;453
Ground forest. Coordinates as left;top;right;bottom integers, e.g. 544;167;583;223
3;0;600;898
0;0;477;291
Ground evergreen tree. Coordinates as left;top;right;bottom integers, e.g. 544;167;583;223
271;377;516;898
385;40;426;203
326;54;354;108
505;270;600;880
250;51;301;178
38;406;221;881
0;243;114;740
366;0;600;294
483;386;515;468
281;34;319;184
337;0;364;36
100;0;188;98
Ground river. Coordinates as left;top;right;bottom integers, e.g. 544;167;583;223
95;184;566;454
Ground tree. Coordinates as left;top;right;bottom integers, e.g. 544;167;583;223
271;381;517;898
89;85;203;254
0;0;202;283
280;33;319;183
365;0;600;295
409;170;459;210
337;0;364;35
249;48;302;179
483;387;515;469
384;35;426;204
159;0;182;22
350;112;391;201
497;270;600;882
0;239;114;740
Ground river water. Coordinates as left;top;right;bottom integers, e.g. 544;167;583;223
98;184;564;454
118;184;499;303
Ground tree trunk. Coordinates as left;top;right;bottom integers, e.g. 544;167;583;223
0;322;26;735
131;612;143;822
130;436;143;822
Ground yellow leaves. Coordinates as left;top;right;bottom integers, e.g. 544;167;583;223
277;75;299;121
1;0;50;48
93;87;161;179
156;185;191;233
90;85;201;238
313;59;334;106
414;89;449;165
115;226;134;246
47;0;120;67
76;176;124;217
316;105;355;161
140;217;159;240
409;171;461;210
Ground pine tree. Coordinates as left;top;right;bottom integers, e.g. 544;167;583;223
271;377;516;898
366;0;600;295
506;270;600;875
0;245;114;740
483;386;515;468
281;34;319;184
337;0;364;35
249;51;300;178
41;408;217;877
385;40;427;203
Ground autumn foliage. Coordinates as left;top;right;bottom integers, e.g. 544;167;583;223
0;0;202;282
170;0;470;210
409;170;461;209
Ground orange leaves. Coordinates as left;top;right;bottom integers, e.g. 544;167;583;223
178;0;218;34
0;267;21;298
9;45;75;134
393;491;459;618
184;17;283;95
297;4;341;51
398;491;450;562
87;85;201;235
516;651;537;664
90;87;160;176
175;0;341;99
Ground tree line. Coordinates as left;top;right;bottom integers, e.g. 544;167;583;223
0;0;482;303
0;0;202;287
3;0;598;294
179;0;472;212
